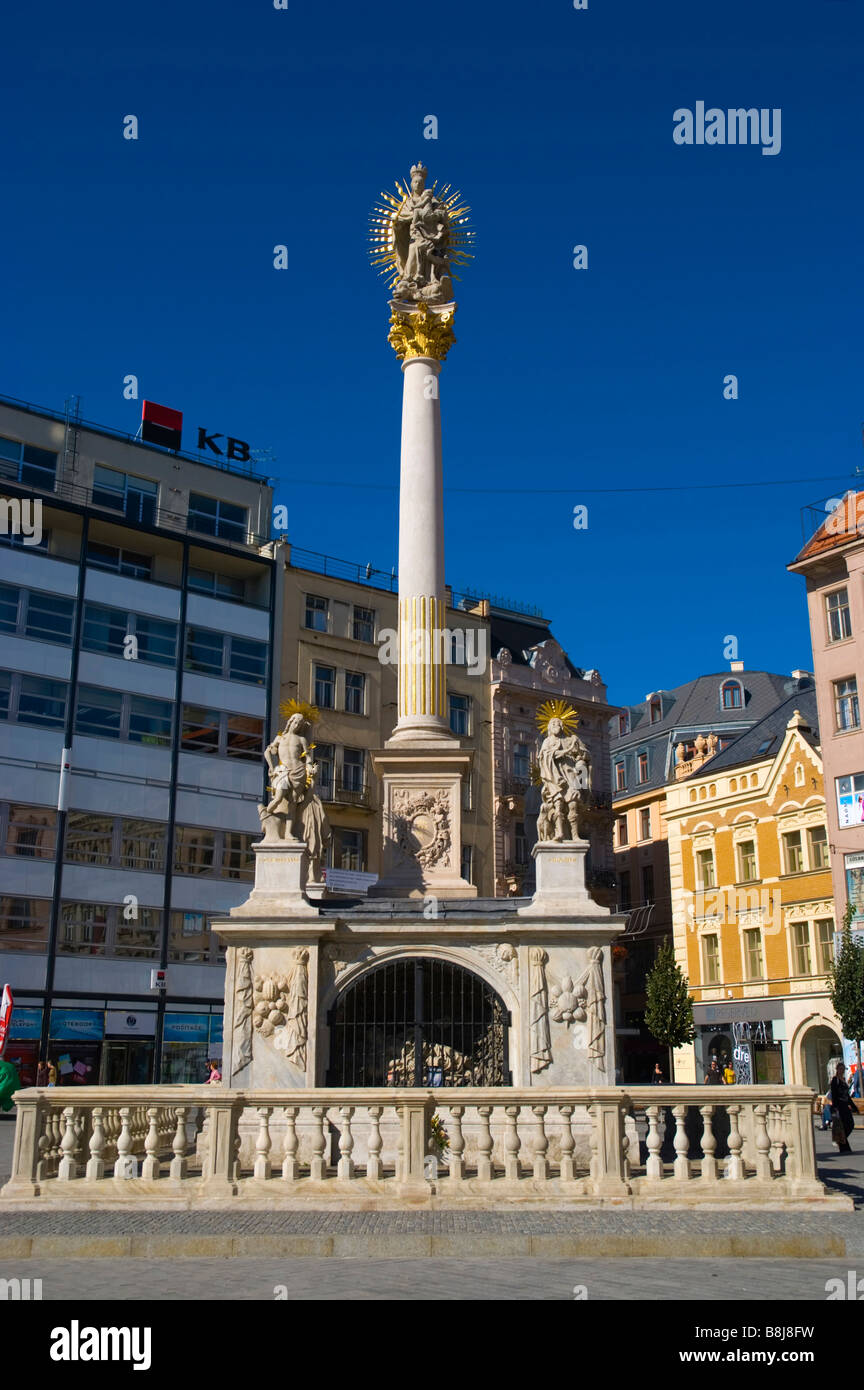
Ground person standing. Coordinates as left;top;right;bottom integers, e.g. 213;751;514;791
829;1062;858;1153
651;1063;664;1084
704;1059;725;1085
723;1062;736;1085
205;1059;222;1084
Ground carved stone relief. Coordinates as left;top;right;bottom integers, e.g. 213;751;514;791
389;789;453;869
252;947;309;1070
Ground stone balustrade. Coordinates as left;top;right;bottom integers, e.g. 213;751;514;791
1;1085;837;1205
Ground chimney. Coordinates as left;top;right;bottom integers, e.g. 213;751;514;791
730;660;744;672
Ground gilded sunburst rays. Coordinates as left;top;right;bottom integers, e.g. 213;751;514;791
279;698;320;727
536;700;580;736
368;177;475;289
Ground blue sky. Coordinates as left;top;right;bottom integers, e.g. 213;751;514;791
2;0;862;705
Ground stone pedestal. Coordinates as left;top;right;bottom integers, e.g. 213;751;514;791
370;745;476;898
517;840;608;918
233;839;320;920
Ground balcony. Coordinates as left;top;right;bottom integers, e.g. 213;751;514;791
320;779;375;810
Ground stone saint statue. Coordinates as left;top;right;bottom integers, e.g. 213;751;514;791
537;716;592;842
258;714;330;873
392;163;454;304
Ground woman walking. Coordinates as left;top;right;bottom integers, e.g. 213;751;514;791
829;1062;858;1154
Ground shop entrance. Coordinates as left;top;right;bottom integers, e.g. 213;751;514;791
100;1040;154;1085
802;1024;843;1092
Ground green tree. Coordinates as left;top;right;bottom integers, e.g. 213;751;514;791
644;939;696;1081
827;902;864;1080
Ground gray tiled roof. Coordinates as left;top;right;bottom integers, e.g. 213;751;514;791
609;670;813;798
694;685;819;774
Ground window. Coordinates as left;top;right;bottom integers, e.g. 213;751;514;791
230;637;267;685
791;922;812;975
344;671;366;715
188;493;247;544
60;901;160;959
449;693;470;737
649;698;662;723
0;526;49;553
184;628;267;686
86;540;153;580
0;895;51;952
815;919;835;973
618;871;631;909
342;747;365;794
0;435;57;489
353;605;375;643
329;827;366;872
782;830;804;874
74;686;172;746
60;901;108;955
513;743;531;780
837;772;864;827
222;832;255;881
702;934;720;984
461;844;474;884
696;848;715;889
737;839;757;882
826;588;851;643
0;584;75;645
5;675;69;730
188;568;245;600
82;604;177;666
168;911;224;964
119;818;166;872
461;772;473;812
721;680;743;709
615;762;626;792
639;807;651;840
66;813;113;865
314;665;335;709
834;677;860;732
315;743;335;798
180;706;263;761
514;822;527;865
92;465;157;525
185;626;223;676
174;826;216;875
3;804;56;859
618;712;629;736
616;815;628;847
808;825;829;870
305;594;329;632
742;928;764;979
637;752;649;783
641;864;655;903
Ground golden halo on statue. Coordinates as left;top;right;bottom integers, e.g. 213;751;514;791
367;171;475;291
536;699;580;735
279;698;320;726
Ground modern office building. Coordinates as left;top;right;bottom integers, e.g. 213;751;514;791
0;393;279;1085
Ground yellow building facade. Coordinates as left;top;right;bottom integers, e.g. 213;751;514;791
664;705;843;1090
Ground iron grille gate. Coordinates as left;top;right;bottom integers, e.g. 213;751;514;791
326;958;511;1086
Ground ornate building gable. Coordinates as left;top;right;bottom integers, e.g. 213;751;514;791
762;722;823;812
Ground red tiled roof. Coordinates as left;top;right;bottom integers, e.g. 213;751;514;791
793;493;864;563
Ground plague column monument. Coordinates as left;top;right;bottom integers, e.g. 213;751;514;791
216;167;625;1106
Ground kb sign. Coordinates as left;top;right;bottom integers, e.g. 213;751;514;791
197;427;252;463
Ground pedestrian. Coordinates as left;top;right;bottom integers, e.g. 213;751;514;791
829;1062;858;1154
723;1062;736;1085
36;1059;50;1087
820;1094;833;1131
849;1063;862;1099
704;1059;725;1085
651;1063;664;1084
205;1059;222;1084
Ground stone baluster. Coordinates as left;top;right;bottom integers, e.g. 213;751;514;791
699;1105;717;1182
254;1107;273;1181
768;1104;785;1172
85;1108;106;1181
57;1107;79;1181
672;1105;690;1181
113;1108;136;1180
446;1105;465;1183
337;1106;355;1181
532;1104;549;1182
281;1106;299;1181
310;1105;327;1181
645;1105;664;1180
366;1105;383;1182
476;1104;493;1183
504;1104;521;1181
559;1104;576;1182
621;1127;631;1182
141;1107;161;1180
170;1108;188;1180
47;1109;63;1175
725;1104;745;1180
588;1099;630;1196
753;1104;773;1182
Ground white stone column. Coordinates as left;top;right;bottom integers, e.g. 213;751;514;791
391;354;451;744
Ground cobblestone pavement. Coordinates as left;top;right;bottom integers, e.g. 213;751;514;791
0;1255;856;1300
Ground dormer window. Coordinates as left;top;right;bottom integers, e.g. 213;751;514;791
721;680;743;710
649;698;662;724
618;712;629;736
